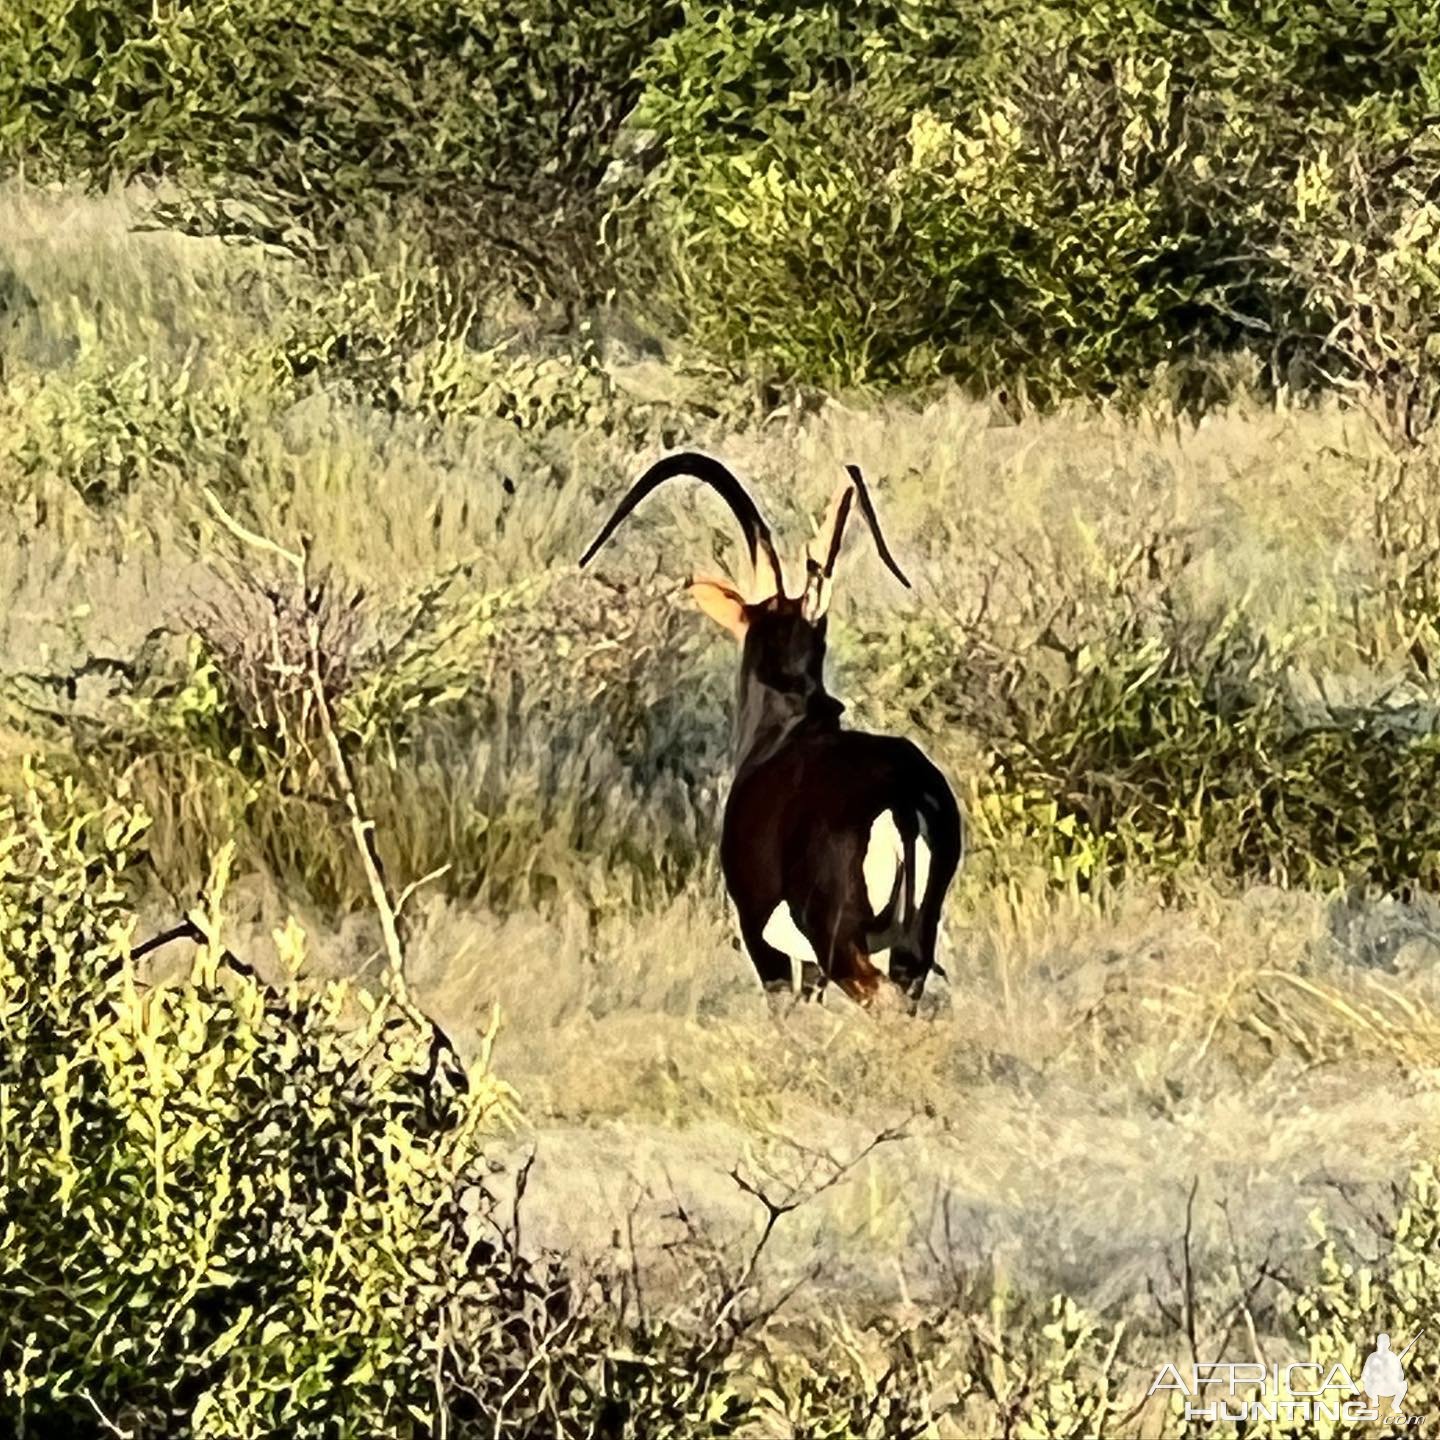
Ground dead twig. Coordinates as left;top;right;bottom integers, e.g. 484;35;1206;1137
200;486;410;996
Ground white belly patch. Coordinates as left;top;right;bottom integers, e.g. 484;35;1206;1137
864;811;903;914
762;903;818;967
863;810;932;920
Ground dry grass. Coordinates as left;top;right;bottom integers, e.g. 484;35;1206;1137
6;182;1440;1379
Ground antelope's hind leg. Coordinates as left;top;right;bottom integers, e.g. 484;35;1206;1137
741;904;824;1001
887;948;930;1012
831;944;891;1008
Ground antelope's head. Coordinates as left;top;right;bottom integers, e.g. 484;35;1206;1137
578;452;910;759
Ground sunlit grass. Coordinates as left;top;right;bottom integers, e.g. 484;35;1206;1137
5;180;1440;1357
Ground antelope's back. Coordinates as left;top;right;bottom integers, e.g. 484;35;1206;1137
722;728;962;885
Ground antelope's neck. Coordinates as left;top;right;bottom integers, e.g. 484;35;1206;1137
732;678;844;774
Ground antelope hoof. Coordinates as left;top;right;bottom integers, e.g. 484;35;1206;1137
763;980;802;1015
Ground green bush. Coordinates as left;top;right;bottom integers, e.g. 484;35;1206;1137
859;507;1440;900
10;0;1440;404
1286;1159;1439;1434
1269;127;1440;446
0;764;516;1437
615;0;1440;404
617;2;1201;396
0;761;770;1437
982;619;1440;895
0;0;682;297
2;349;257;504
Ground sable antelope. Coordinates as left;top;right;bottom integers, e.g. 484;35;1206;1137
579;453;963;1008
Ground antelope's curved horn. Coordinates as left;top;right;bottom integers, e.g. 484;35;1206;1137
810;483;856;579
579;452;785;597
808;464;911;589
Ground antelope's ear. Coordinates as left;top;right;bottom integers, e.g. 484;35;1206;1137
688;575;750;639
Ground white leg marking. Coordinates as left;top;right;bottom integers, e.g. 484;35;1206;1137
762;903;818;967
914;835;931;904
864;810;904;915
870;947;891;976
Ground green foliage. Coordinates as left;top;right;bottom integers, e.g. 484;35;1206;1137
1;349;256;504
0;764;517;1437
1217;1158;1440;1437
10;0;1440;402
618;2;1200;396
614;0;1440;405
0;761;770;1437
0;0;681;296
1271;128;1440;446
967;1292;1127;1439
982;624;1440;898
861;501;1440;900
1285;1159;1439;1434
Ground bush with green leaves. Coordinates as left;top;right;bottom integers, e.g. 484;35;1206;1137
614;0;1440;406
615;2;1196;397
1269;126;1440;447
1164;1157;1440;1438
1;348;258;505
0;764;519;1437
11;0;1440;405
0;760;771;1437
1283;1160;1439;1435
0;0;683;301
856;499;1440;900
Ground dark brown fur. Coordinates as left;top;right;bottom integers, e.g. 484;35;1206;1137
580;452;964;1009
721;599;962;1005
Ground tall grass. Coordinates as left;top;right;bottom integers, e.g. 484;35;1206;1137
5;184;1440;1434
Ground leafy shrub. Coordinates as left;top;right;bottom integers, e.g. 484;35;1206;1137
615;0;1440;406
993;622;1440;895
1;349;255;504
1270;126;1440;447
0;763;517;1437
859;506;1440;900
0;0;697;353
1287;1159;1439;1433
619;3;1206;397
1199;1157;1440;1437
0;0;673;230
0;761;773;1438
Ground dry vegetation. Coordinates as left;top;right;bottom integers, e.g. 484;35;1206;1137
5;183;1440;1433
